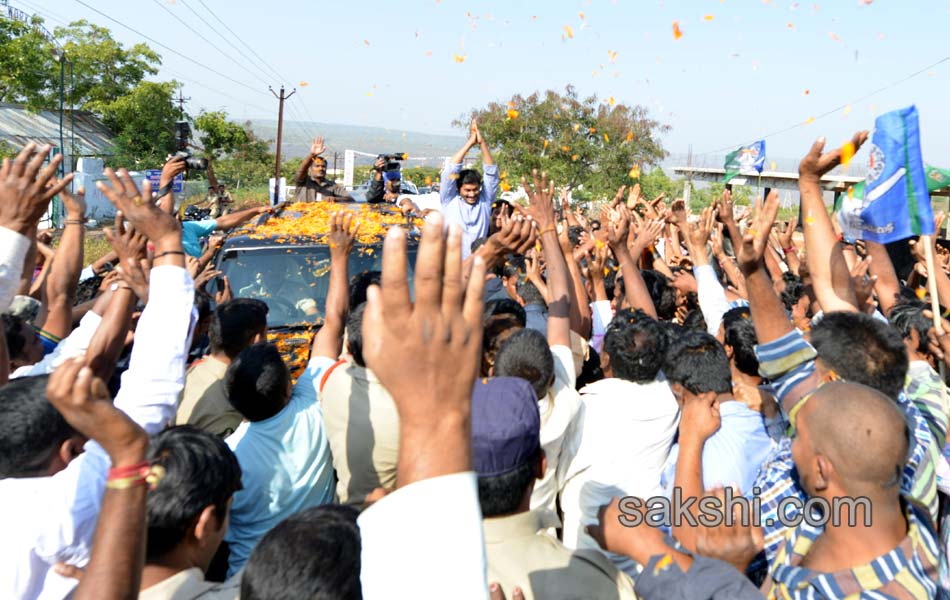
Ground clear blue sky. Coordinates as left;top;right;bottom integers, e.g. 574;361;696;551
23;0;950;165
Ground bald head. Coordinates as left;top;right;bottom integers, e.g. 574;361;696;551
801;381;909;494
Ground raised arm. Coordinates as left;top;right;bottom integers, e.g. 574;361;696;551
96;169;193;436
558;221;592;337
449;119;479;167
213;205;269;232
294;137;325;186
37;186;86;339
0;144;72;310
157;157;186;214
607;209;658;318
799;132;869;313
736;190;793;345
313;211;359;360
671;392;722;552
522;171;571;348
47;358;150;600
473;118;495;167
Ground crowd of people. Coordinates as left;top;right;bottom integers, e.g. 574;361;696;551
0;117;949;600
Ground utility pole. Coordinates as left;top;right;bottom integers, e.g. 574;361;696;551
269;85;296;206
175;86;190;120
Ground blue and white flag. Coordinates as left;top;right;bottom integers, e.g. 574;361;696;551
837;105;934;244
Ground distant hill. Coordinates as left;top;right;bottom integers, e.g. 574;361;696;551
245;119;465;166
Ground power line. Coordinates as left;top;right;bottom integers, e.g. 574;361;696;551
148;0;269;87
176;0;277;85
194;0;287;83
13;0;70;27
71;0;269;97
697;55;950;156
159;65;272;114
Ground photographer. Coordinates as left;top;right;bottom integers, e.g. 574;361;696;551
293;137;353;202
367;155;424;215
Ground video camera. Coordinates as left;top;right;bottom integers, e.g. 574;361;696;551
376;152;407;173
172;120;208;171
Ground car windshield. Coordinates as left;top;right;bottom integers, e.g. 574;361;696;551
216;245;417;328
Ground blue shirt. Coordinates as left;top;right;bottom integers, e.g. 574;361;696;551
224;354;336;576
662;400;774;496
439;162;500;260
181;218;218;258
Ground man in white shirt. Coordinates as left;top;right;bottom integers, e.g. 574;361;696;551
560;308;680;572
0;164;194;599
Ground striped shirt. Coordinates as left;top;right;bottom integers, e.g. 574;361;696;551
751;330;941;566
766;501;939;599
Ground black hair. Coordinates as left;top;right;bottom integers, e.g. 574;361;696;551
477;456;537;517
888;299;933;355
681;309;707;332
482;313;523;376
589;219;602;232
517;279;546;307
348;270;381;309
209;299;269;359
603;309;666;383
2;313;27;360
810;311;908;400
640;270;677;321
226;343;290;422
242;504;362;600
722;306;759;377
663;330;733;395
603;262;618;301
312;156;328;167
346;302;367;367
567;226;585;247
456;169;482;194
484;298;526;327
780;273;806;313
0;375;76;477
145;426;242;560
576;345;605;390
494;328;555;400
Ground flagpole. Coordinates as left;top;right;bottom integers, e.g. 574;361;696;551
923;235;944;336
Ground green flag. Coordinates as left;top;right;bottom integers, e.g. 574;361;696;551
722;141;765;183
926;164;950;192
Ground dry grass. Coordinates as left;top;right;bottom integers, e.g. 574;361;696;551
83;234;112;265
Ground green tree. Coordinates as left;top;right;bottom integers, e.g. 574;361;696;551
55;20;160;111
639;168;682;204
194;111;252;160
455;86;669;198
0;16;58;110
213;120;275;188
98;81;178;169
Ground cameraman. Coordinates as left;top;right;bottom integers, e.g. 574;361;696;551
293;136;353;202
366;156;402;204
367;157;423;215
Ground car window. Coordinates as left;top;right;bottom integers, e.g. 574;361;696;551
216;245;418;327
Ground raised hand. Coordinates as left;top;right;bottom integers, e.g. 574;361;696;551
327;210;360;258
214;275;233;304
778;220;796;250
490;211;536;255
604;206;630;250
736;190;780;275
60;186;86;220
469;118;480;145
96;169;181;248
631;218;664;256
679;389;722;446
688;205;716;251
717;189;735;225
103;212;147;270
799;131;869;183
520;170;557;233
310;136;326;157
0;143;74;235
669;198;687;226
47;357;148;467
361;216;487;485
